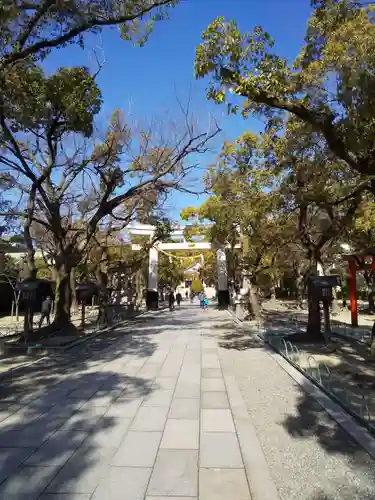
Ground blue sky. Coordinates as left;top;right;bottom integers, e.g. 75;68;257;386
43;0;312;220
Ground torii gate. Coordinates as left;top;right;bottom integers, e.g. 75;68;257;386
128;223;240;310
343;249;375;327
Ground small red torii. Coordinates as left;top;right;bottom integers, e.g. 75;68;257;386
343;249;375;327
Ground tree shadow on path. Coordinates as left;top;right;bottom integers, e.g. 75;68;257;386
0;319;158;498
281;378;375;500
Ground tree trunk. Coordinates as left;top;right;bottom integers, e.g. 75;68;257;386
306;297;321;337
290;263;325;343
368;291;375;312
249;279;261;319
53;263;73;330
296;269;305;308
22;184;38;335
370;321;375;358
96;269;110;327
70;268;77;312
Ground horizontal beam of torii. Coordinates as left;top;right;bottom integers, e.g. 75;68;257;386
131;242;241;251
128;223;241;251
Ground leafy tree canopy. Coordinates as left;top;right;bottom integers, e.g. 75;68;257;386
195;0;375;185
0;0;178;69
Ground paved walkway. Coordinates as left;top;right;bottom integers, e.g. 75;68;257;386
0;306;374;499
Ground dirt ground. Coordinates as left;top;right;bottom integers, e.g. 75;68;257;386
262;300;375;428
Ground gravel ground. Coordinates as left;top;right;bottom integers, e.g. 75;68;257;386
218;343;375;500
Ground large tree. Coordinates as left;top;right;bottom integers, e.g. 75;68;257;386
0;0;182;332
195;0;375;339
195;1;375;191
182;133;293;318
0;1;178;70
274;119;369;336
1;97;218;330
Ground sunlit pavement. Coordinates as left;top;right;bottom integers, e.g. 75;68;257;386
0;304;374;499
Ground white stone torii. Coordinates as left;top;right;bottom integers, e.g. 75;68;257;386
128;223;239;309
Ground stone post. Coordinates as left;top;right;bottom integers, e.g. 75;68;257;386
146;246;159;310
217;247;229;309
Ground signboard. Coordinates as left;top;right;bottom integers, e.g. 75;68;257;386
309;275;339;288
16;281;39;291
76;284;92;291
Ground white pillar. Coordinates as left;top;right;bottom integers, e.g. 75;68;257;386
148;246;158;291
217;247;228;291
317;262;324;276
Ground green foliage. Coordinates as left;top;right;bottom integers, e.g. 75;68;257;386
191;279;204;294
46;67;102;137
345;196;375;251
2;64;102;137
195;1;375;183
158;253;185;288
0;1;179;67
1;255;19;279
35;258;53;281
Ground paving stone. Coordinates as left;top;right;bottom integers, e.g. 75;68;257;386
158;366;181;378
91;466;152;500
112;431;161;467
95;387;125;401
146;497;196;500
24;429;89;466
0;404;23;423
0;418;65;448
153;377;178;390
67;385;101;399
105;398;142;418
201;378;225;392
42;401;85;419
201;391;229;409
0;447;35;483
200;432;243;468
160;419;199;449
0;465;60;500
46;444;116;494
138;362;163;378
201;409;236;432
179;366;201;382
143;389;173;407
119;383;151;399
130;406;169;431
61;404;109;431
174;382;200;398
147;449;198;497
199;467;251;500
88;417;132;448
202;368;222;378
201;354;220;369
39;495;91;499
0;406;51;428
85;393;117;407
169;398;200;419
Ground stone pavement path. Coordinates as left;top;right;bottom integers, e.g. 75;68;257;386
0;305;374;499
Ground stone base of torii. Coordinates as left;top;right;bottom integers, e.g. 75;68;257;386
128;224;237;310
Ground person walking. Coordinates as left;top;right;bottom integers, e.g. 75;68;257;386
39;296;53;328
198;291;205;309
168;290;175;311
176;291;182;308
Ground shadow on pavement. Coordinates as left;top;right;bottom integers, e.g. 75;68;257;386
309;491;375;500
281;379;375;499
0;324;157;497
0;312;160;402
